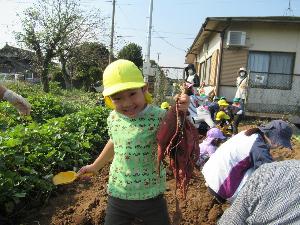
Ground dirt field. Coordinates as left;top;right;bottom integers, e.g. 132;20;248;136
16;126;300;225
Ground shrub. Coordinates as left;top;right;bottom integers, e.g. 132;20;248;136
0;107;110;215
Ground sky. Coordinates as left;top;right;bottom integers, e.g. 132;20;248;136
1;0;300;71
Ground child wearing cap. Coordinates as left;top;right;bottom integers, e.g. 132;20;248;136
207;96;220;121
228;97;244;134
160;101;170;110
196;128;226;167
77;59;190;225
202;120;293;203
215;99;231;130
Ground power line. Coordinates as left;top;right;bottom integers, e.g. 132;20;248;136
115;34;194;40
116;26;195;39
115;3;148;50
117;26;195;36
153;29;187;52
153;36;194;40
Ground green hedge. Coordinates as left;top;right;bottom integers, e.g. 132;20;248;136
0;82;101;131
0;94;80;130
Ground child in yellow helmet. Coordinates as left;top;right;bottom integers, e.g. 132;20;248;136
160;101;170;110
215;99;232;135
216;99;230;122
77;59;190;225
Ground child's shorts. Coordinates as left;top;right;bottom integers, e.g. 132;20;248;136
104;194;171;225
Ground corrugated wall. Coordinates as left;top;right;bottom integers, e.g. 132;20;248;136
220;48;248;85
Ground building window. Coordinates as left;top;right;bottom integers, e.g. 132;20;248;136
199;57;212;84
25;71;34;80
248;51;294;89
205;57;211;84
200;62;205;81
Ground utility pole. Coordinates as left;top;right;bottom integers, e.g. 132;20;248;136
109;0;116;64
143;0;153;82
284;0;294;16
146;0;153;63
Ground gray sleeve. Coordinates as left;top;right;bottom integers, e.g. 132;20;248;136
218;161;268;225
217;177;252;224
249;136;273;170
218;160;300;225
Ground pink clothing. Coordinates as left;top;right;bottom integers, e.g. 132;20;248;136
200;140;217;157
196;128;226;166
196;140;217;166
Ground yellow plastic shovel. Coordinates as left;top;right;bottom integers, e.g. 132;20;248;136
52;171;93;185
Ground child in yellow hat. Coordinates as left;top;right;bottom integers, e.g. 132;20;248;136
160;101;170;110
77;59;190;225
215;99;232;134
216;99;230;122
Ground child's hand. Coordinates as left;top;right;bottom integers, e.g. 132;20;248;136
77;164;97;179
176;94;190;112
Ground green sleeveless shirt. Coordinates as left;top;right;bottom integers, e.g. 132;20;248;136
107;105;166;200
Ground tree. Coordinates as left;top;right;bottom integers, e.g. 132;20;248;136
70;42;109;90
16;0;106;92
56;8;106;89
117;43;143;68
148;60;170;105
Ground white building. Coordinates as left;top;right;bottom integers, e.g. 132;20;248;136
186;17;300;116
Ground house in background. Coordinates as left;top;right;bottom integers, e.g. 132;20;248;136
0;44;36;81
186;16;300;116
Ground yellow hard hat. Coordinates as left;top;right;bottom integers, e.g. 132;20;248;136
161;102;170;109
102;59;146;97
216;111;230;121
218;99;229;107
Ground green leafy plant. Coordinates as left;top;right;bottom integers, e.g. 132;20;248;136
0;107;109;215
0;82;110;216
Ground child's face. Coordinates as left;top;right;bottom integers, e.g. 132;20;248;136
220;106;227;110
110;87;147;118
211;138;223;147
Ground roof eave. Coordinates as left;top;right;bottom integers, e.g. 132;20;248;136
186;16;300;56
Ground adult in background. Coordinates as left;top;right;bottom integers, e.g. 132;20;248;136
0;84;31;115
218;160;300;225
235;67;248;108
184;83;202;128
202;120;292;203
184;64;200;90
